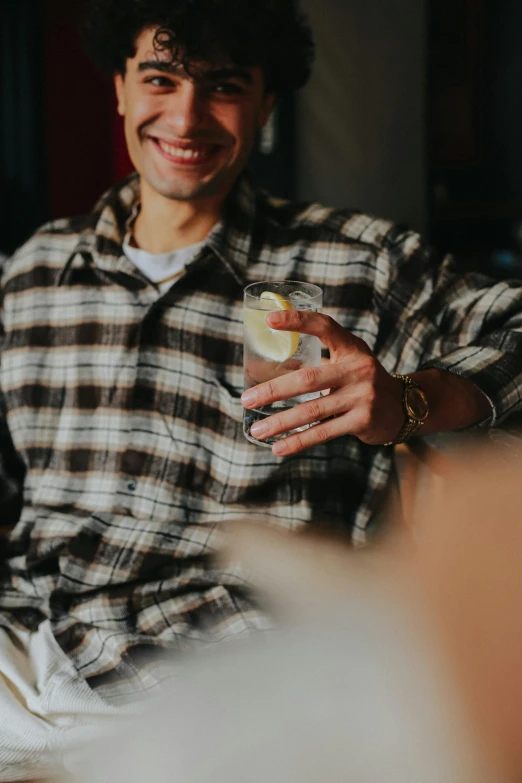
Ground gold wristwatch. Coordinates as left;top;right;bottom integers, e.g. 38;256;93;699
384;374;429;446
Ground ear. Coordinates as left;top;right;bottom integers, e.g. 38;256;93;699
114;73;126;116
259;92;277;129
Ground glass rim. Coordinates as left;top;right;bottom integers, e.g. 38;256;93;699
244;280;323;301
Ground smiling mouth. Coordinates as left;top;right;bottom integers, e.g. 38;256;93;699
151;138;222;166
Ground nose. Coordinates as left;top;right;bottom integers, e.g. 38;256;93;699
166;81;206;137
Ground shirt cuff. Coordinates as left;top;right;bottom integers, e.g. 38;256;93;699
420;346;522;429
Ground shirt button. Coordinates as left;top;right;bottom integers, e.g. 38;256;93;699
127;480;137;492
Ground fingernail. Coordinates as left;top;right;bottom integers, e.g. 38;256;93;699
273;441;287;455
251;422;268;437
241;390;258;406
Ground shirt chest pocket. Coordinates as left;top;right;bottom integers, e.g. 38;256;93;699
167;374;286;506
171;376;245;461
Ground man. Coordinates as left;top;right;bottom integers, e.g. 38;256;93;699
1;0;522;776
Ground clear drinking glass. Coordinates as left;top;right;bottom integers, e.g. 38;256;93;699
243;280;324;448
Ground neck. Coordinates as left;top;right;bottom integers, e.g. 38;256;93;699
133;180;224;254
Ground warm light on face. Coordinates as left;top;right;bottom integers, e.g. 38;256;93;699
114;28;275;205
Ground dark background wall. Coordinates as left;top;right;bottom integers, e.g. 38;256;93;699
0;0;118;255
0;0;47;256
42;0;117;220
487;0;522;201
298;0;428;232
428;0;522;274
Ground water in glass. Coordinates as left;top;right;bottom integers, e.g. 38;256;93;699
243;281;323;447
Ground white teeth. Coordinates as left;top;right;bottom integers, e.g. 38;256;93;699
158;140;208;160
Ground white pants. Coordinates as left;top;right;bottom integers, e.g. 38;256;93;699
0;620;131;782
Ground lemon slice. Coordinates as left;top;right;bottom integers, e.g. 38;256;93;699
244;291;300;362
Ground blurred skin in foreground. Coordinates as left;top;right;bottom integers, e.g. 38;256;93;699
412;444;522;782
64;442;522;783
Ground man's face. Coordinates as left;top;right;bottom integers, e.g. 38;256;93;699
114;28;275;203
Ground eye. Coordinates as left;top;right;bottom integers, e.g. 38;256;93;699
146;76;173;88
211;82;244;96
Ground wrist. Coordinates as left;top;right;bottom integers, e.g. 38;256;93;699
384;374;430;446
409;369;492;435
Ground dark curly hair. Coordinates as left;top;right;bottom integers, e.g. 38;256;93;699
81;0;315;95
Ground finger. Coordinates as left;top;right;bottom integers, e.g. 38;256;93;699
250;388;356;441
270;412;363;456
320;357;331;396
241;362;353;408
266;311;364;355
241;353;379;408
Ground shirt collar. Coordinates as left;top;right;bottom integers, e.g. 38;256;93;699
58;172;257;287
206;173;256;284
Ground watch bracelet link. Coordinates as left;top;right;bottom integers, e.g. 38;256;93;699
384;374;426;447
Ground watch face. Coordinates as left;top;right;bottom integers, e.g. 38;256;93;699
406;388;429;421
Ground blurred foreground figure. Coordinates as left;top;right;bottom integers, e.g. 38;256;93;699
76;443;522;783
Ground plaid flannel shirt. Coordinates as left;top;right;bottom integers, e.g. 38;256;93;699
2;173;522;702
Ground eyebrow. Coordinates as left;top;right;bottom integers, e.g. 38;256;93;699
137;61;253;85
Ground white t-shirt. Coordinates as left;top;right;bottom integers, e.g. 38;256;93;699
123;236;206;295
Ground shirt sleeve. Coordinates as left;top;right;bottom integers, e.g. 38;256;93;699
380;227;522;427
0;268;25;535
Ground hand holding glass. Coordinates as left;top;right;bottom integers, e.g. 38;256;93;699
243;281;323;447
